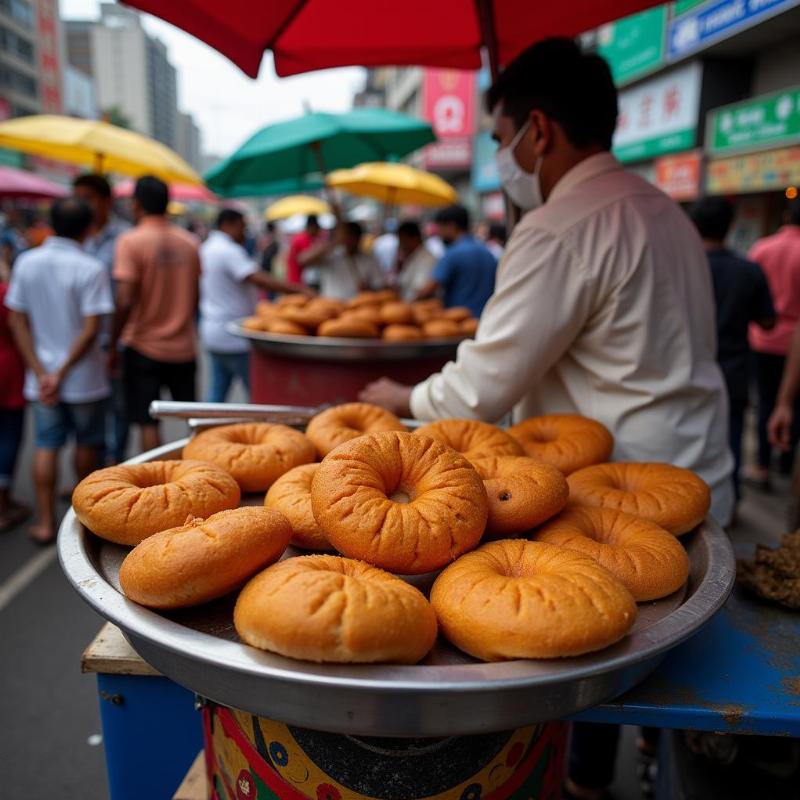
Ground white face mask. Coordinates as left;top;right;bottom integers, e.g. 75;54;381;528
494;120;543;210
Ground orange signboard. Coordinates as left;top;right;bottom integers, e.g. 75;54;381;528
654;150;702;200
707;147;800;195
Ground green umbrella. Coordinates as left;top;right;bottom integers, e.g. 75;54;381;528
205;108;435;198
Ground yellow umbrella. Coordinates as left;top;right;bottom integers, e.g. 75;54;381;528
326;162;457;207
264;195;330;221
0;115;201;185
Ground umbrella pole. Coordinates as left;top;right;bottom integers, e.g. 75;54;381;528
475;0;499;80
94;152;104;174
474;0;520;231
310;142;343;223
383;186;397;227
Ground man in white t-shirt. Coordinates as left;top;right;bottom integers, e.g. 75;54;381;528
395;220;438;302
299;221;383;300
6;197;114;544
199;208;311;402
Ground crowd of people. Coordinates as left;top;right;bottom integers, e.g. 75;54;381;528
0;176;501;543
1;162;799;555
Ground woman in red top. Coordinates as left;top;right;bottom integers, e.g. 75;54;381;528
0;264;28;530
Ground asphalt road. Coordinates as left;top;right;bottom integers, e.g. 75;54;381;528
0;395;786;799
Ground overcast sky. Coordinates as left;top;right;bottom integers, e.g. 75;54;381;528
59;0;366;158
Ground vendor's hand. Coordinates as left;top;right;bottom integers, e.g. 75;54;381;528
358;378;413;417
769;403;794;450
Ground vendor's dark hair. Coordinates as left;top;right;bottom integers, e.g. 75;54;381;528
73;173;112;199
689;197;734;242
486;38;618;151
51;197;93;240
306;214;320;229
397;220;422;239
216;208;244;228
435;204;470;231
134;175;169;215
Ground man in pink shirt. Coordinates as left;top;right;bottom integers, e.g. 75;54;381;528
747;199;800;486
110;176;201;454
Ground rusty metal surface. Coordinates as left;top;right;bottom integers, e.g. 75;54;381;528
574;586;800;735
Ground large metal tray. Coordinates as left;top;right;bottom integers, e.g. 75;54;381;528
59;440;735;737
228;321;463;361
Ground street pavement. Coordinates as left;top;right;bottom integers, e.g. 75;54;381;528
0;396;787;799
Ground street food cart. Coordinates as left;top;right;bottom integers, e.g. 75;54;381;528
58;405;800;800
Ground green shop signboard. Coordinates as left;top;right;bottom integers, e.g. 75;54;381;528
597;5;668;85
708;87;800;155
613;62;702;163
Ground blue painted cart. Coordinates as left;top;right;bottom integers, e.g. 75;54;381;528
574;586;800;737
84;584;800;799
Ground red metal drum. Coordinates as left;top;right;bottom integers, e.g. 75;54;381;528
239;328;461;407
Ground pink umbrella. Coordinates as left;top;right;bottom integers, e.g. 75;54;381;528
0;165;68;199
114;179;218;203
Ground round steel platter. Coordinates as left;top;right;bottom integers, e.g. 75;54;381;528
59;440;735;737
228;322;463;361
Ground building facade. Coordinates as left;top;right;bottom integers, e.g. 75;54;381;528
62;64;97;119
76;3;178;149
0;0;41;118
176;110;202;172
576;1;799;243
361;66;477;206
146;34;178;149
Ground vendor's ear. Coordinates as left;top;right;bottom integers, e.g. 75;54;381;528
529;110;552;157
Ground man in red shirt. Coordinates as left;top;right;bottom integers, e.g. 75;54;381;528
747;199;800;487
286;215;323;287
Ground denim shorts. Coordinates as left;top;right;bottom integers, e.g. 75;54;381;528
32;399;107;449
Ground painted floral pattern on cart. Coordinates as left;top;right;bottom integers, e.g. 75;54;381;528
205;705;569;799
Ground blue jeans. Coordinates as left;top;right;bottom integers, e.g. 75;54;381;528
206;351;250;403
98;375;129;465
32;399;107;449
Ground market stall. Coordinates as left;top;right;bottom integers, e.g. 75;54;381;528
60;403;799;800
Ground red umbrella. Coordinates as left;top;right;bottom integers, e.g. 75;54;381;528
114;179;218;203
122;0;665;78
0;165;68;199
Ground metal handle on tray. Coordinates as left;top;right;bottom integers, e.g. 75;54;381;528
148;400;319;424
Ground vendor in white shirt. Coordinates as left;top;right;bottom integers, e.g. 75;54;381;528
299;220;383;300
199;208;311;403
361;37;734;529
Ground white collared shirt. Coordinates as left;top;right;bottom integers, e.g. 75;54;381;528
199;230;258;353
5;237;113;402
411;153;735;525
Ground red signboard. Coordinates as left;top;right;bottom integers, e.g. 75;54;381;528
421;69;476;170
654;150;702;201
36;0;62;113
